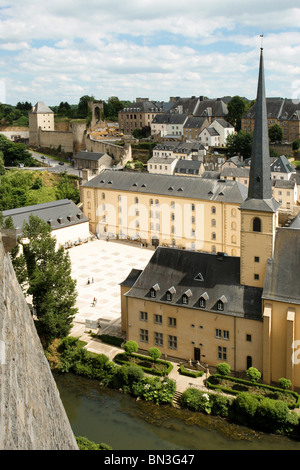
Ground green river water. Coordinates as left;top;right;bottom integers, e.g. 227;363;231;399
53;372;300;451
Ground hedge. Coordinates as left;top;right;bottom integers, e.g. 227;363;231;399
114;352;173;376
206;374;300;409
179;365;204;378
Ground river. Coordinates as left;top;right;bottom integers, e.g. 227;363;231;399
53;372;300;451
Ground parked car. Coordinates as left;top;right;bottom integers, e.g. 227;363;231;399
58;162;64;165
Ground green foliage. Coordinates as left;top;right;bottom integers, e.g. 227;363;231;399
227;96;246;131
181;388;212;414
246;367;261;383
178;365;204;378
0;134;37;167
216;362;231;376
55;173;80;203
278;378;292;390
268;123;283;143
103;96;131;122
0;170;79;211
148;347;162;361
123;340;138;355
11;215;78;343
226;130;253;158
231;392;259;425
76;436;112;450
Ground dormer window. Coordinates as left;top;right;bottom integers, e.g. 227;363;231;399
199;292;209;309
182;289;192;305
150;283;160;298
166;286;176;301
217;295;227;311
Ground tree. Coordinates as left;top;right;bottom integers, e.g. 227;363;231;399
77;95;95;118
216;362;231;376
11;215;77;344
227;96;246;131
226;130;253;158
123;340;138;356
268;124;283;143
148;347;162;362
246;367;261;383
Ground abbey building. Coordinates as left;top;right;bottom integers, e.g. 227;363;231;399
119;49;300;390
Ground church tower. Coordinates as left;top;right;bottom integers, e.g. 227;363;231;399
239;47;280;288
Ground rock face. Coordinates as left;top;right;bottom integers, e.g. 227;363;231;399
0;232;78;450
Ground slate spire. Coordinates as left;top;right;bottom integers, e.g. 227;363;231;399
241;47;280;212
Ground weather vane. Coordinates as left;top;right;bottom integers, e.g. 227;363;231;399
260;34;264;49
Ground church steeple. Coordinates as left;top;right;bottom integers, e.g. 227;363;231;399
239;46;279;288
240;47;280;213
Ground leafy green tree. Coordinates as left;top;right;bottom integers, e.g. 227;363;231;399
78;95;95;118
227;96;246;131
11;215;77;344
216;362;231;376
226;130;253;158
148;347;162;362
246;367;261;383
268;124;283;143
123;340;138;355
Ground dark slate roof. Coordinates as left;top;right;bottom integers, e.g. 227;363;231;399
152;113;188;125
125;247;263;320
74;151;111;162
183;117;208;129
270;155;296;174
120;268;142;287
29;102;54;114
240;49;280;214
168;97;200;116
272;179;296;189
194;98;228;118
289;213;300;229
2;199;88;234
221;167;250;178
82;169;248;203
120;101;163;113
244;98;300;121
263;228;300;305
175;160;203;175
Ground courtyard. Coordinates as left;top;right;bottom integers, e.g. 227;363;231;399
68;239;154;337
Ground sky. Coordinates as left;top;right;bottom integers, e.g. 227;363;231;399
1;0;300;106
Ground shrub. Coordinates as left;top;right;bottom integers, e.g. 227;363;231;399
278;378;292;390
123;340;138;355
231;392;259;425
255;398;290;433
216;362;231;376
179;365;204;378
76;436;112;450
148;347;162;361
246;367;261;383
210;394;231;418
180;388;212;414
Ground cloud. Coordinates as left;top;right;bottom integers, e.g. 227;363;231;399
1;1;300;104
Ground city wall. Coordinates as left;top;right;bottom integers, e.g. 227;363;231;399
0;231;78;450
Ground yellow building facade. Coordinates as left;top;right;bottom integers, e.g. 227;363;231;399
119;48;300;391
80;171;246;256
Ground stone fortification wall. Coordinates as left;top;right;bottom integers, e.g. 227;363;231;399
38;129;74;153
0;232;78;450
84;134;132;165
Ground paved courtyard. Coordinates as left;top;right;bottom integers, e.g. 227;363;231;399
68;239;154;336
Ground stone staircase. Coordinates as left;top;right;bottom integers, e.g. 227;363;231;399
172;390;183;408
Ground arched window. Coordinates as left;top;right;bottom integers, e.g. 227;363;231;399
253;217;261;232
